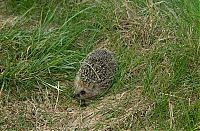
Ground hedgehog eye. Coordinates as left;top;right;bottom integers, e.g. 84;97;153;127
80;90;86;95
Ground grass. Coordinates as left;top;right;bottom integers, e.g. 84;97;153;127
0;0;200;130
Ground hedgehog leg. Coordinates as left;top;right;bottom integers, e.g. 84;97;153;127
80;99;86;107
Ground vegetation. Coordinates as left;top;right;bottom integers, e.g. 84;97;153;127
0;0;200;130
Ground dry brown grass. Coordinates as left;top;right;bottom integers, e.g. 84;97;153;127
0;87;154;130
0;1;154;130
2;0;199;130
0;1;16;30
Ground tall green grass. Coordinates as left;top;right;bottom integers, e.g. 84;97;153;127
1;0;200;130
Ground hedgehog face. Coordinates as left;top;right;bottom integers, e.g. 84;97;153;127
73;83;99;100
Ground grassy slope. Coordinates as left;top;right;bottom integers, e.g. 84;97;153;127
0;0;200;130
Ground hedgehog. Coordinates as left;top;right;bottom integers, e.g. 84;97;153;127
73;48;117;103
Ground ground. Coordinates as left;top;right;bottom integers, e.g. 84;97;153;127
0;0;200;130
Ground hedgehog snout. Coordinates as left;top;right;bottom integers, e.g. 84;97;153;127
72;93;80;99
